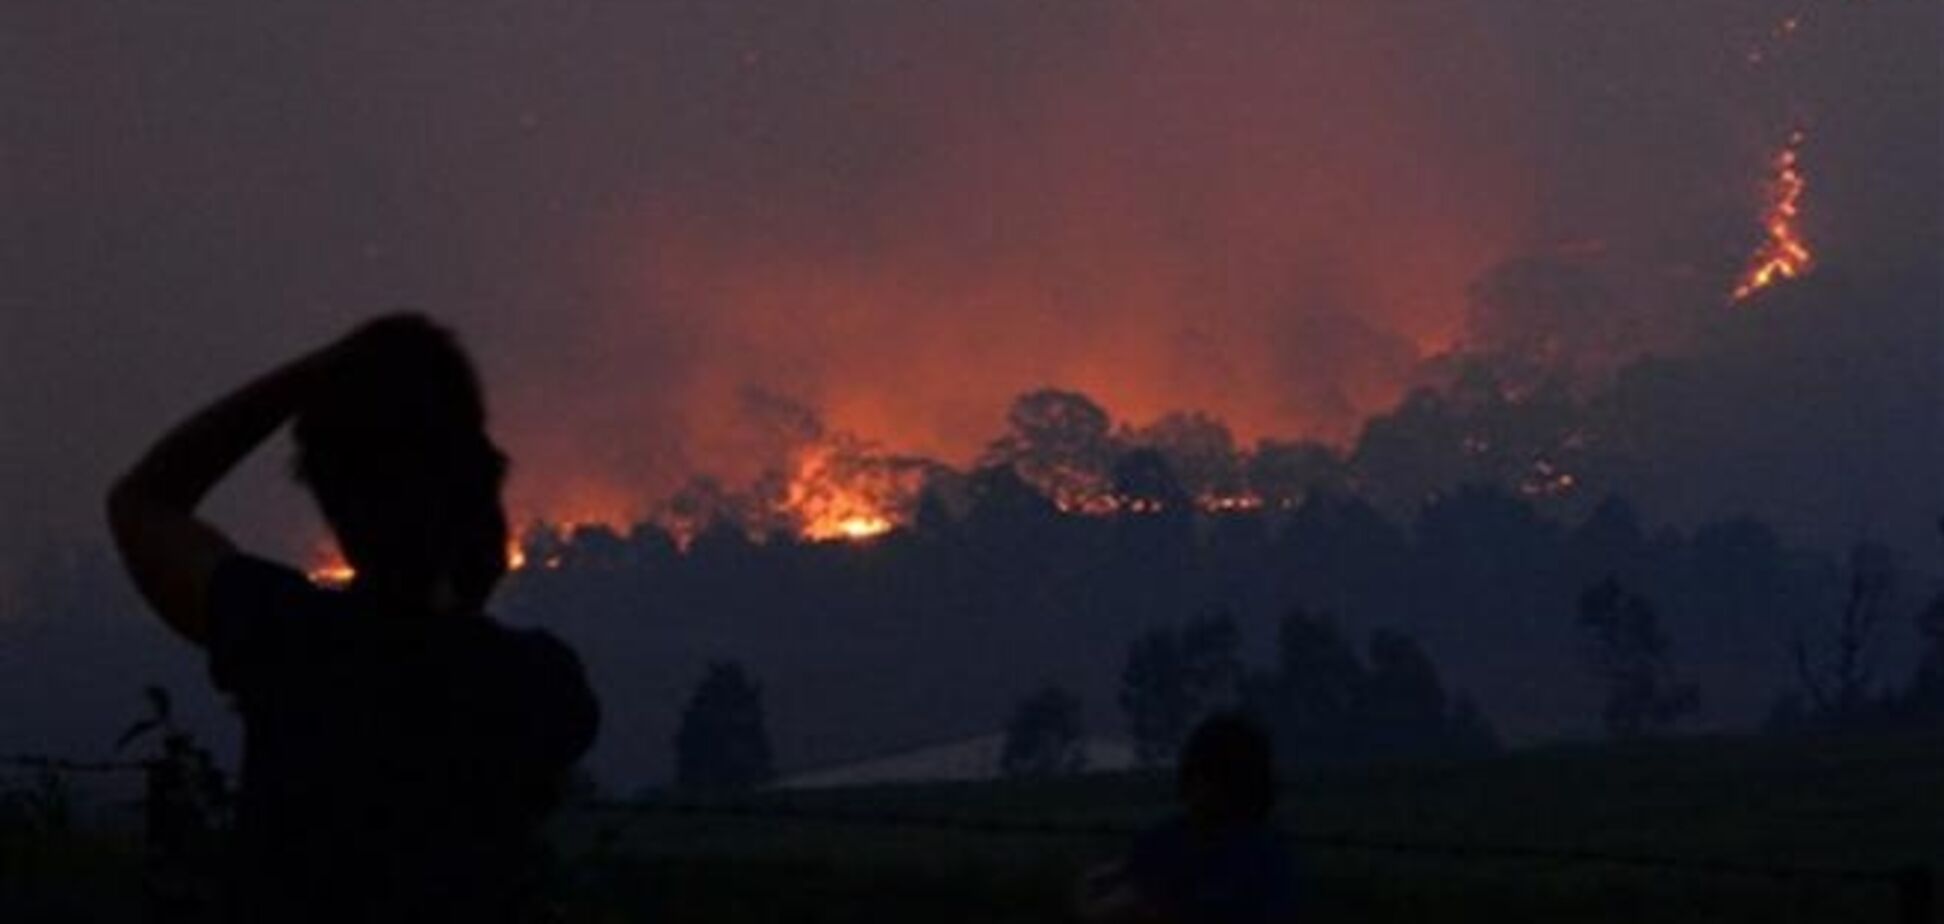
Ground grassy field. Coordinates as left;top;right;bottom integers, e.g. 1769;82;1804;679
7;730;1940;921
554;730;1944;922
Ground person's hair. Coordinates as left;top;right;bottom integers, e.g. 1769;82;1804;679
293;316;508;612
1178;712;1277;822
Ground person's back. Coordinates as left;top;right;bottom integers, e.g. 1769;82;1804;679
211;557;596;921
1075;714;1298;924
107;316;597;922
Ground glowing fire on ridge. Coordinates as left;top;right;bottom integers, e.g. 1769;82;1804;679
1732;128;1814;302
780;444;901;542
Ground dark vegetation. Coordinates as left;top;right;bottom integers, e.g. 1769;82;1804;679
497;413;1944;778
675;662;775;791
1577;579;1700;738
1118;609;1498;768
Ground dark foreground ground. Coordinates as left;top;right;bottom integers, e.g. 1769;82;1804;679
7;730;1941;922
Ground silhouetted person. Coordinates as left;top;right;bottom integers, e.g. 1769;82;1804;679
1075;714;1297;923
107;316;599;923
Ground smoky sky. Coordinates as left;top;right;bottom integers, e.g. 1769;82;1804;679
4;0;1938;578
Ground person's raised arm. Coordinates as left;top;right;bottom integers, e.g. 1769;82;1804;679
106;344;336;645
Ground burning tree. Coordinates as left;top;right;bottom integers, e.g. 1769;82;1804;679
982;389;1121;513
770;438;931;542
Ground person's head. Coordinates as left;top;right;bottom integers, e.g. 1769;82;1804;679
294;316;508;612
1177;713;1277;827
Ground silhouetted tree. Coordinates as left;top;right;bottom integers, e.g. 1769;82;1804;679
1351;388;1467;513
1111;447;1192;515
1000;685;1086;779
1907;615;1944;719
1361;629;1450;755
1130;412;1244;500
1119;614;1241;765
1254;608;1366;758
1907;519;1944;720
912;485;959;538
1246;439;1351;509
562;523;628;570
1578;578;1698;738
674;662;773;790
965;464;1060;533
1246;611;1497;762
1788;542;1895;724
982;389;1118;504
625;521;682;566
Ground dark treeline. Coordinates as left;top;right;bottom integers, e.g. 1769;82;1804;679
500;459;1939;784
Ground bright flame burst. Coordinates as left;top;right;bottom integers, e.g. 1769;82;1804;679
1733;129;1814;302
307;556;357;587
781;443;903;542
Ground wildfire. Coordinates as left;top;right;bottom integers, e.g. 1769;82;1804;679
822;513;896;541
1198;494;1266;513
780;444;905;542
307;555;357;587
1732;128;1813;302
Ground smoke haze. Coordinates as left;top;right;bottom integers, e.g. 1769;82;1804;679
4;0;1938;573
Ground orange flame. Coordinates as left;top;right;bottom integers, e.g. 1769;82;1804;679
306;553;357;587
1732;129;1814;302
780;444;904;542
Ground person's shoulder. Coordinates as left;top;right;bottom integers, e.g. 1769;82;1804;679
481;621;599;758
480;622;591;690
205;553;343;694
206;552;344;633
